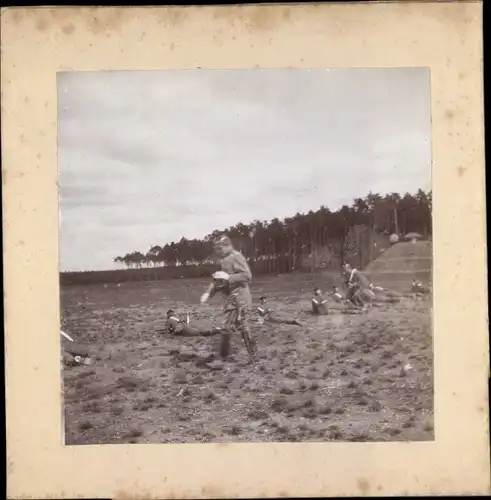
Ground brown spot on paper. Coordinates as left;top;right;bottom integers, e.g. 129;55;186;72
2;2;489;499
62;23;75;35
357;477;371;495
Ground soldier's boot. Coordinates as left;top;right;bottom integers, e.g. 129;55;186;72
241;328;257;363
220;331;232;359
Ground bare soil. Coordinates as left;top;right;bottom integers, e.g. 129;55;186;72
61;275;433;445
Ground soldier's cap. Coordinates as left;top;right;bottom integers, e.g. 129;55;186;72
213;235;232;247
166;309;175;316
259;296;267;301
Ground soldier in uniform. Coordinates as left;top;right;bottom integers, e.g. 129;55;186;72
61;330;94;366
200;235;258;363
331;285;345;303
342;263;369;308
256;296;302;325
311;287;330;315
164;309;220;337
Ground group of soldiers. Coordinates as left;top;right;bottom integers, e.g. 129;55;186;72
162;235;399;365
61;235;430;368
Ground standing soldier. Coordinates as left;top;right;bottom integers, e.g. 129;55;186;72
200;235;258;364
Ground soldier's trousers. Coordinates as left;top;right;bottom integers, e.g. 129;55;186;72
220;306;257;361
347;285;364;306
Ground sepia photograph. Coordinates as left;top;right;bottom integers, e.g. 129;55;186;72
3;3;488;498
59;67;434;446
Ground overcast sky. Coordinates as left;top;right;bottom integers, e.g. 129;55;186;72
58;68;431;272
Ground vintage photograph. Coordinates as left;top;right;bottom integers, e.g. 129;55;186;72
59;67;433;446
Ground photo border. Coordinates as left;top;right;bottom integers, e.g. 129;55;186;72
2;2;489;498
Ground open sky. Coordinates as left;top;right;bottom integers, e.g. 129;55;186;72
58;68;431;272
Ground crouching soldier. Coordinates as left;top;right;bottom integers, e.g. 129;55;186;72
256;296;302;325
200;235;258;364
312;288;329;315
342;263;369;308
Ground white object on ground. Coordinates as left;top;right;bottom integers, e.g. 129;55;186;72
60;330;74;342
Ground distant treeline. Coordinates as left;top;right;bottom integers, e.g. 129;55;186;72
61;188;431;286
60;264;216;286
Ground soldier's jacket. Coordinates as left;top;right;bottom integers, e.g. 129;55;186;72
346;268;370;289
257;304;271;319
166;314;219;336
210;250;252;311
165;314;182;334
312;294;329;314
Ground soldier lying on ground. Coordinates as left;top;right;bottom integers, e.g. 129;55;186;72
164;309;221;337
412;279;431;295
256;296;303;325
61;331;94;366
330;285;345;303
312;288;329;314
369;283;385;292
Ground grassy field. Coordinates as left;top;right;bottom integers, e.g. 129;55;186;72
61;273;433;445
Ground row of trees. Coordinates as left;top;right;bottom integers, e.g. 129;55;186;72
114;189;432;272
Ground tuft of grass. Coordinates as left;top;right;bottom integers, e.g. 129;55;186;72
111;406;124;416
247;409;269;420
387;428;402;437
349;432;370;442
82;401;101;413
124;428;143;439
116;375;148;392
74;378;91;390
318;404;332;415
79;420;93;431
369;401;383;412
279;386;295;395
327;425;343;440
192;375;205;385
133;402;151;412
225;425;241;436
423;423;434;432
203;390;218;403
303;408;318;419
